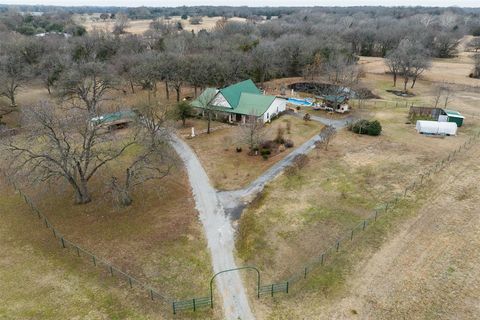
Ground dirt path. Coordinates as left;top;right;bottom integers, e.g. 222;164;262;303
319;144;480;319
170;135;254;320
219;113;354;218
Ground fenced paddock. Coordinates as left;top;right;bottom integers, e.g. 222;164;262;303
2;128;479;315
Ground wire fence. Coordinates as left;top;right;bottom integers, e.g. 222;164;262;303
285;129;480;287
171;130;480;314
1;172;173;314
3;127;479;315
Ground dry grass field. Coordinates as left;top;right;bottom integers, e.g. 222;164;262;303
76;14;248;35
2;34;479;318
250;141;480;320
0;79;221;318
186;115;323;190
236;54;480;318
0;142;219;319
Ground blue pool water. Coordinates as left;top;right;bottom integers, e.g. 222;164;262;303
287;98;314;106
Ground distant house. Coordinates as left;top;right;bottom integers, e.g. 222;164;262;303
191;79;287;123
320;95;350;113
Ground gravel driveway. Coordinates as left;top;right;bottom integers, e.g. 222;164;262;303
170;135;254;320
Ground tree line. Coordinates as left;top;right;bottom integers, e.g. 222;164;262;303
1;7;479;206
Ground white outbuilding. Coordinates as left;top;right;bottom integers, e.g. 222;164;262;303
416;120;457;136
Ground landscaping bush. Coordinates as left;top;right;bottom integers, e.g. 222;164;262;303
303;113;311;121
349;119;382;136
261;148;271;155
236;147;242;153
260;140;274;150
284;139;294;148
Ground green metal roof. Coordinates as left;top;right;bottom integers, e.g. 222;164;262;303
443;109;465;119
219;79;262;108
91;110;137;125
191;88;217;108
323;95;347;104
192;80;276;116
234;93;276;116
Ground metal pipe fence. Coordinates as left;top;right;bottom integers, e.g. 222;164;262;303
1;172;173;313
2;129;479;315
286;130;480;288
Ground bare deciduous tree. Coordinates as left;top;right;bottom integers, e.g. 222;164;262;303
6;102;137;204
318;125;336;151
240;111;266;154
56;61;116;114
0;47;30;109
107;102;175;206
196;89;217;134
471;54;480;79
432;83;454;108
387;39;431;92
113;13;130;35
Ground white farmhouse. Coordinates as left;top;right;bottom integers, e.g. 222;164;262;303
192;79;287;123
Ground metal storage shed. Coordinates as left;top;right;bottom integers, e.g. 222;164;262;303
442;109;465;127
416;120;457;136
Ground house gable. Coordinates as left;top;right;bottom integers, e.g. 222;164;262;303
219;79;262;108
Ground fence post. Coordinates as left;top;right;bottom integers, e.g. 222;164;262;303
271;284;274;297
76;246;80;257
304;267;307;279
173;302;176;315
336;241;340;252
128;276;133;288
374;210;378;221
61;237;65;248
193;298;196;312
92;256;96;266
363;220;367;230
420;174;424;185
321;253;324;266
286;282;289;293
109;266;114;276
351;229;354;240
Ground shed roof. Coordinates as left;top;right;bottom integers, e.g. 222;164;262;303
443;109;465;119
323;95;347;104
219;79;262;108
91;110;137;125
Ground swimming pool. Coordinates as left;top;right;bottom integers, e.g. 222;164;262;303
287;98;314;106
